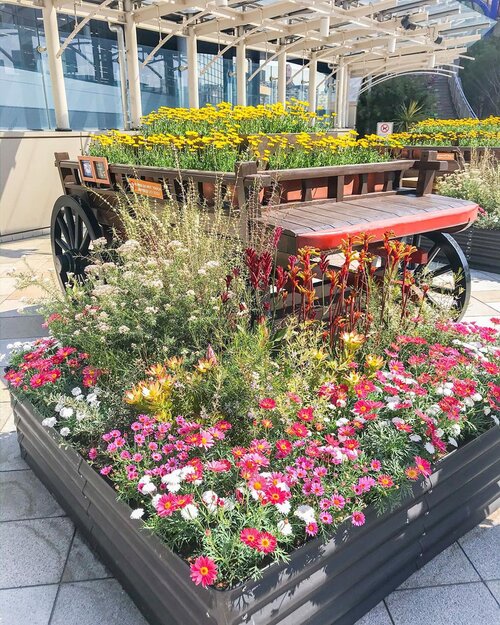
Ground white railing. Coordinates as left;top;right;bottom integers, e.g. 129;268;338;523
450;72;477;119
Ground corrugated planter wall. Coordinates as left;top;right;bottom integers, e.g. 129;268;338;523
453;228;500;274
11;395;500;625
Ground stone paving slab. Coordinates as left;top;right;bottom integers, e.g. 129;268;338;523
458;510;500;581
0;517;74;588
0;469;65;522
0;585;59;625
61;531;112;583
398;542;480;589
50;579;149;625
0;432;28;471
386;582;500;625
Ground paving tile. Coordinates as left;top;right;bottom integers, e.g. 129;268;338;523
0;469;64;521
0;302;39;316
0;314;47;340
62;531;112;583
0;410;15;433
50;579;149;625
486;580;500;604
0;401;13;430
0;584;58;625
386;583;500;625
489;302;500;313
354;601;393;625
471;290;500;303
398;542;480;589
0;517;74;588
458;511;500;580
0;432;28;471
463;297;498;317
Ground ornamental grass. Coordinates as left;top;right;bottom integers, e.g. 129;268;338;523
7;193;500;589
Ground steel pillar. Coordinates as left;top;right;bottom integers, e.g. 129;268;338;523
41;0;70;130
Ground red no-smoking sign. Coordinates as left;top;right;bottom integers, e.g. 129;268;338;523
377;121;394;136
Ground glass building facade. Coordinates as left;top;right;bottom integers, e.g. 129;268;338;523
0;3;331;130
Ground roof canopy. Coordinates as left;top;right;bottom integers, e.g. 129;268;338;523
36;0;494;76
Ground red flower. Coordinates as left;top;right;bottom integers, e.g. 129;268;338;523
259;398;276;410
264;486;288;505
297;407;314;422
275;439;292;458
240;527;260;548
255;531;277;554
287;422;309;438
155;493;179;517
190;556;218;587
405;466;419;481
377;474;394;488
414;456;432;477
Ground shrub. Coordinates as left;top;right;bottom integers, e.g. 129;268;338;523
437;150;500;229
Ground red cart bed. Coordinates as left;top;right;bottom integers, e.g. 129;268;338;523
257;192;478;252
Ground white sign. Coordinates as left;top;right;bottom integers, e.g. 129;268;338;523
376;121;394;137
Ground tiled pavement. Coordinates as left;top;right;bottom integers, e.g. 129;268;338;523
1;235;500;625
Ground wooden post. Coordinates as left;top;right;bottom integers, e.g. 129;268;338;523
416;150;439;196
235;161;259;241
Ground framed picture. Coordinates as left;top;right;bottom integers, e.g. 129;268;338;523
78;156;95;182
77;155;111;186
93;157;110;185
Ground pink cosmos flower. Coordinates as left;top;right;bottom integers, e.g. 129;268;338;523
331;493;345;509
305;522;319;536
414;456;432;477
352;511;366;527
319;511;333;525
190;556;217;587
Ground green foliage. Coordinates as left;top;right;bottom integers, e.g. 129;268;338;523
395;100;425;132
460;36;500;118
437;150;500;229
356;76;436;136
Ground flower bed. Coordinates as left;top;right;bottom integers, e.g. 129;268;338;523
6;195;500;622
390;116;500;148
88;102;401;173
12;396;500;625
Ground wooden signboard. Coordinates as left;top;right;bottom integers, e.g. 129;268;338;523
128;178;164;199
77;156;111;185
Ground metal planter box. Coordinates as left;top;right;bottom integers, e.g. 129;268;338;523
453;228;500;274
11;395;500;625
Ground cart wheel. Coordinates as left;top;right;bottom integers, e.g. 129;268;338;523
406;232;471;320
51;195;102;288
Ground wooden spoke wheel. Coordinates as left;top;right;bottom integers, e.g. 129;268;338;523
405;232;471;320
51;195;102;289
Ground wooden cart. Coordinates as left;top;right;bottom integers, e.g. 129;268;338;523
52;150;478;318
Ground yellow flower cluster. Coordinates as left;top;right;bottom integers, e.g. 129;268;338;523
140;99;331;135
390;117;500;147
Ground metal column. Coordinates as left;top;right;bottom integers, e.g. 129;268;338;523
236;28;247;106
124;1;142;128
308;51;317;113
41;0;70;130
335;59;345;128
186;27;200;108
277;42;287;105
